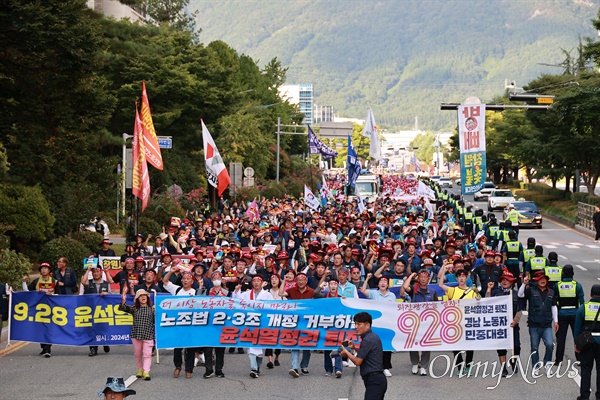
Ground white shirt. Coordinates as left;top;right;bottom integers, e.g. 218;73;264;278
164;280;196;296
232;288;274;301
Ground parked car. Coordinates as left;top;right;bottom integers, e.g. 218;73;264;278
473;181;496;201
488;189;515;211
503;201;543;229
454;178;461;186
430;175;441;184
439;177;453;188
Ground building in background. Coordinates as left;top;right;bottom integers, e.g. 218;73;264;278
314;104;334;123
279;84;314;124
86;0;146;22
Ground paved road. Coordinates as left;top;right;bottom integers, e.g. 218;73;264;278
1;197;598;399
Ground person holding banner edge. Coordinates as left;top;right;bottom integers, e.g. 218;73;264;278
82;264;113;357
119;288;155;381
163;265;200;379
22;262;59;358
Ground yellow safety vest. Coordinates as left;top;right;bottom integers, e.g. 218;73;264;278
545;265;562;282
583;301;600;333
523;248;535;263
530;256;546;272
557;280;578;309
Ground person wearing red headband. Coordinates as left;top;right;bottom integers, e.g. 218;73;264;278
233;275;274;378
360;274;397;377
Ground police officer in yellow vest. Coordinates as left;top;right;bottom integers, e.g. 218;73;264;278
554;265;584;364
506;203;525;238
501;230;523;285
521;237;537;266
574;284;600;400
525;245;547;281
545;251;562;289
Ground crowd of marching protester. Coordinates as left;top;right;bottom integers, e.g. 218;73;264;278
13;173;600;400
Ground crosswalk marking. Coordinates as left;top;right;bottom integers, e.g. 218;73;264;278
558;255;567;260
569;242;583;245
586;244;598;248
575;265;587;271
544;245;557;249
565;245;579;249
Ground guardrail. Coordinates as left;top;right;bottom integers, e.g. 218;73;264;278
577;202;596;231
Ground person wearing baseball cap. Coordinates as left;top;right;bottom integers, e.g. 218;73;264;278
544;251;562;288
554;264;584;365
98;238;116;257
518;270;558;375
485;270;522;377
574;284;600;400
233;275;274;378
402;268;439;376
22;262;60;357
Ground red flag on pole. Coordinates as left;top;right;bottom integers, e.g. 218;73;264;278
132;106;150;211
201;119;230;196
140;81;164;170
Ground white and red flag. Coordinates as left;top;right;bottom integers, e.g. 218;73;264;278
201;119;230;196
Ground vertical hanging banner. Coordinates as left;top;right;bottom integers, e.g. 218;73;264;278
132;107;150;211
140;81;164;170
458;104;486;194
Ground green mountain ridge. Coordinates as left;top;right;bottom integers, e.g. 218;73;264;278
190;0;598;130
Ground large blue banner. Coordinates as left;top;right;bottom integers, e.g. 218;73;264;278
155;294;511;352
10;292;134;346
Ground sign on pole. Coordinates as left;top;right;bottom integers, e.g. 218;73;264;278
458;101;486;195
157;136;173;149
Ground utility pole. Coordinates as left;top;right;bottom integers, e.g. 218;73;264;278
122;133;132;220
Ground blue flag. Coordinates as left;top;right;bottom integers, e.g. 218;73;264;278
308;125;338;158
347;134;361;189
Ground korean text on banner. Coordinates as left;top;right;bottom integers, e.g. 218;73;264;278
132;106;150;211
10;292;134;346
458;104;486;194
308;125;338;158
140;81;164;170
155;296;512;351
